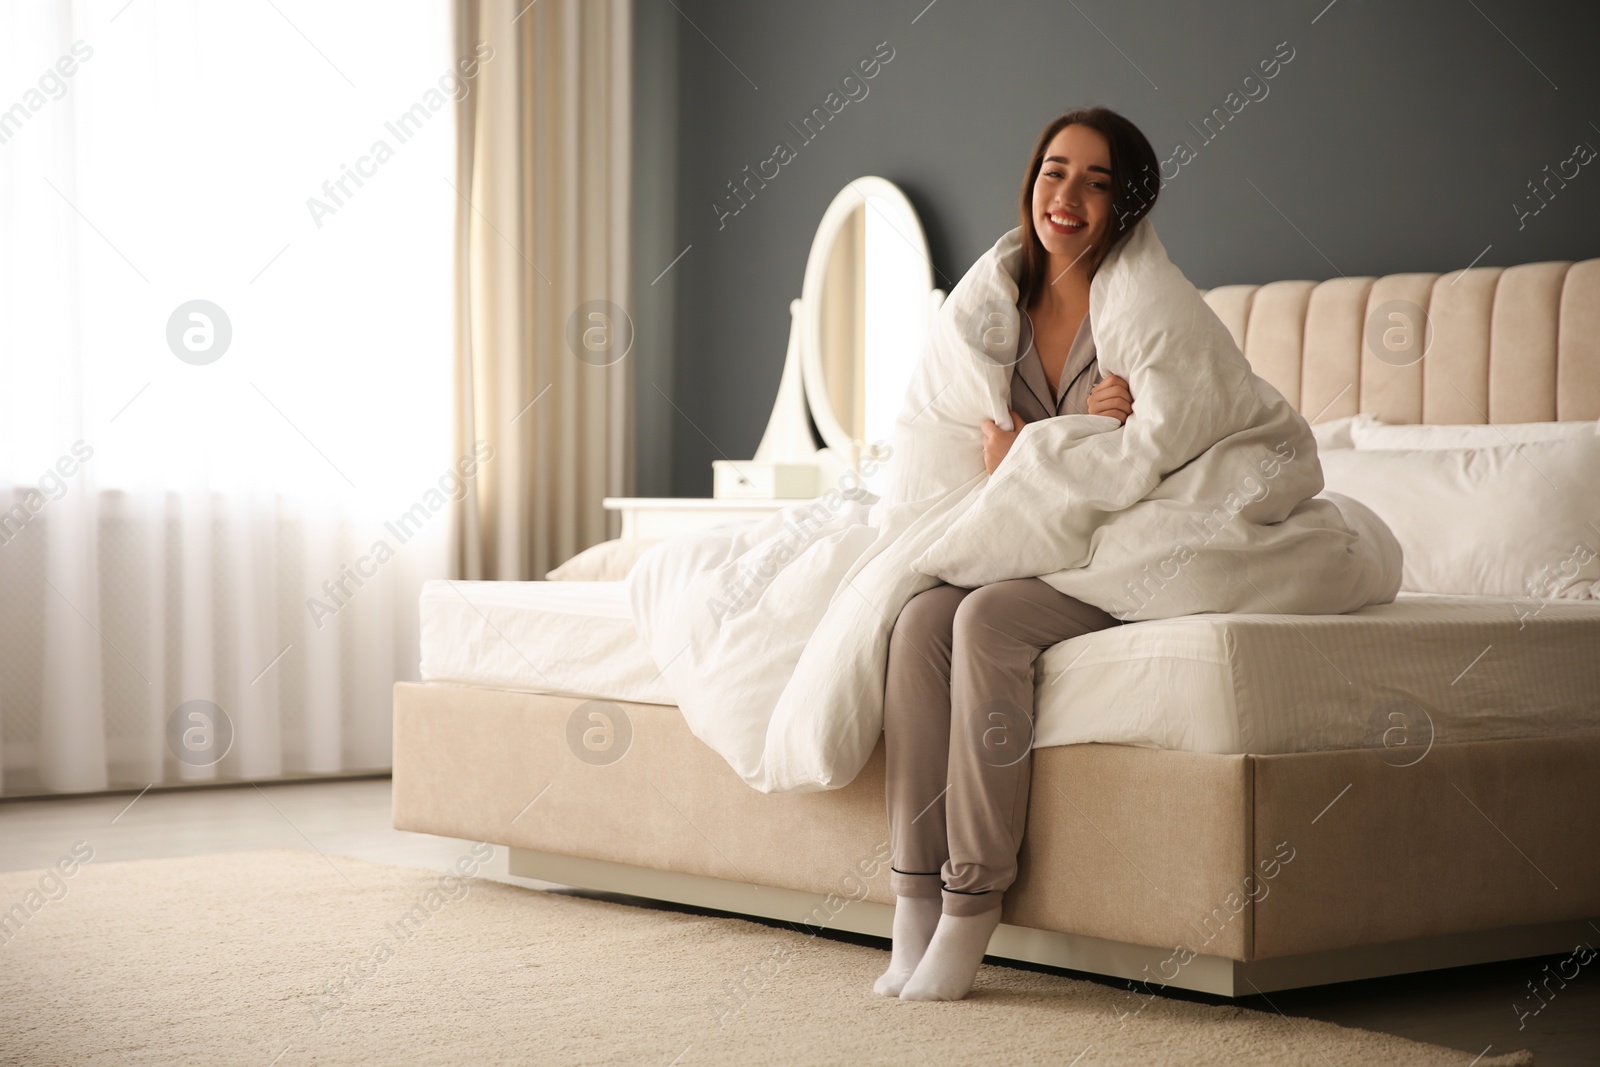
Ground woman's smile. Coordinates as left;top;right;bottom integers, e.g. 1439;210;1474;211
1042;210;1086;235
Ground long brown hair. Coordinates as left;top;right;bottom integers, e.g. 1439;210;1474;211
1016;107;1160;308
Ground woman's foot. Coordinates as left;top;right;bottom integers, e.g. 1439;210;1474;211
899;907;1002;1001
873;895;942;997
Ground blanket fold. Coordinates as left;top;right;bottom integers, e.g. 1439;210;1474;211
630;218;1401;793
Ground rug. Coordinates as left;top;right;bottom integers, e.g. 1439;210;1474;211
0;849;1532;1065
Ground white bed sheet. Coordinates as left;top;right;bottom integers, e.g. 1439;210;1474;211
419;581;1600;756
419;580;675;706
1036;592;1600;754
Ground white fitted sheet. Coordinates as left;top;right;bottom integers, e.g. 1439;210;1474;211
419;580;675;706
419;581;1600;756
1034;593;1600;754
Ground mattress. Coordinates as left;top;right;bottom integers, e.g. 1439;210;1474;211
419;580;675;707
419;580;1600;756
1034;594;1600;754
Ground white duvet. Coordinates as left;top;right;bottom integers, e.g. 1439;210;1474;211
630;217;1402;793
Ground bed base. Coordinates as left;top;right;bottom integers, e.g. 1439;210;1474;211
506;846;1593;996
393;682;1600;999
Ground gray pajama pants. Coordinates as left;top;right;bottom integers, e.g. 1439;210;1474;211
884;578;1118;916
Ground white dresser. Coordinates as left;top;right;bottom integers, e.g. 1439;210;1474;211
608;177;936;546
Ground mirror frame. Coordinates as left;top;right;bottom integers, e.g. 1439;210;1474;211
798;176;936;468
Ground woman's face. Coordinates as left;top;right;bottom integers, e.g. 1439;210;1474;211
1030;123;1114;268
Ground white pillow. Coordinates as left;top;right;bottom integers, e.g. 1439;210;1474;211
1350;416;1598;451
1310;415;1358;451
1319;437;1600;599
545;537;664;581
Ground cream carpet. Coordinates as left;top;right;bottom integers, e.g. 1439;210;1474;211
0;849;1531;1066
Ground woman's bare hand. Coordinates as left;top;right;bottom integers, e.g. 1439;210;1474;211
980;411;1026;474
1088;373;1133;424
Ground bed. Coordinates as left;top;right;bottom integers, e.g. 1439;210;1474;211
392;256;1600;996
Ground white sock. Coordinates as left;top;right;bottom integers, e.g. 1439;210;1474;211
873;895;942;997
898;906;1002;1001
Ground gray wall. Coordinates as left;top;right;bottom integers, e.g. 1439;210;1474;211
634;0;1600;498
630;0;679;501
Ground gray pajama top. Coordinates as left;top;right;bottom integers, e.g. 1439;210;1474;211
1010;307;1101;421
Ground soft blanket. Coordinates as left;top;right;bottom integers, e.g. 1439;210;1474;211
629;217;1401;793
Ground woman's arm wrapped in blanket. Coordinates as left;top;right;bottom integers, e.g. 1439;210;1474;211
910;219;1399;617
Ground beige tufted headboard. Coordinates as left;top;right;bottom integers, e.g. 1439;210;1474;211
1200;259;1600;425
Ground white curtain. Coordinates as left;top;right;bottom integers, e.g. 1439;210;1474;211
0;1;458;794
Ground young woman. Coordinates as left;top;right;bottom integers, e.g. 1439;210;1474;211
878;107;1161;1001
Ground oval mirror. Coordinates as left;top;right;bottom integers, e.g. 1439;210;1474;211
799;177;941;495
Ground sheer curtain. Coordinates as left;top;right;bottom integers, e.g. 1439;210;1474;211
0;1;458;794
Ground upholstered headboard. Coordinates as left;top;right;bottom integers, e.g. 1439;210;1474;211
1200;259;1600;425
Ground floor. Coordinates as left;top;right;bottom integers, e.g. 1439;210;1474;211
2;777;1594;1065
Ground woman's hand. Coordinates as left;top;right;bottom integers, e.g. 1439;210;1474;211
981;411;1026;475
1088;373;1133;424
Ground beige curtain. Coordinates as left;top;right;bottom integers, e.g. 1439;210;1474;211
451;0;633;581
